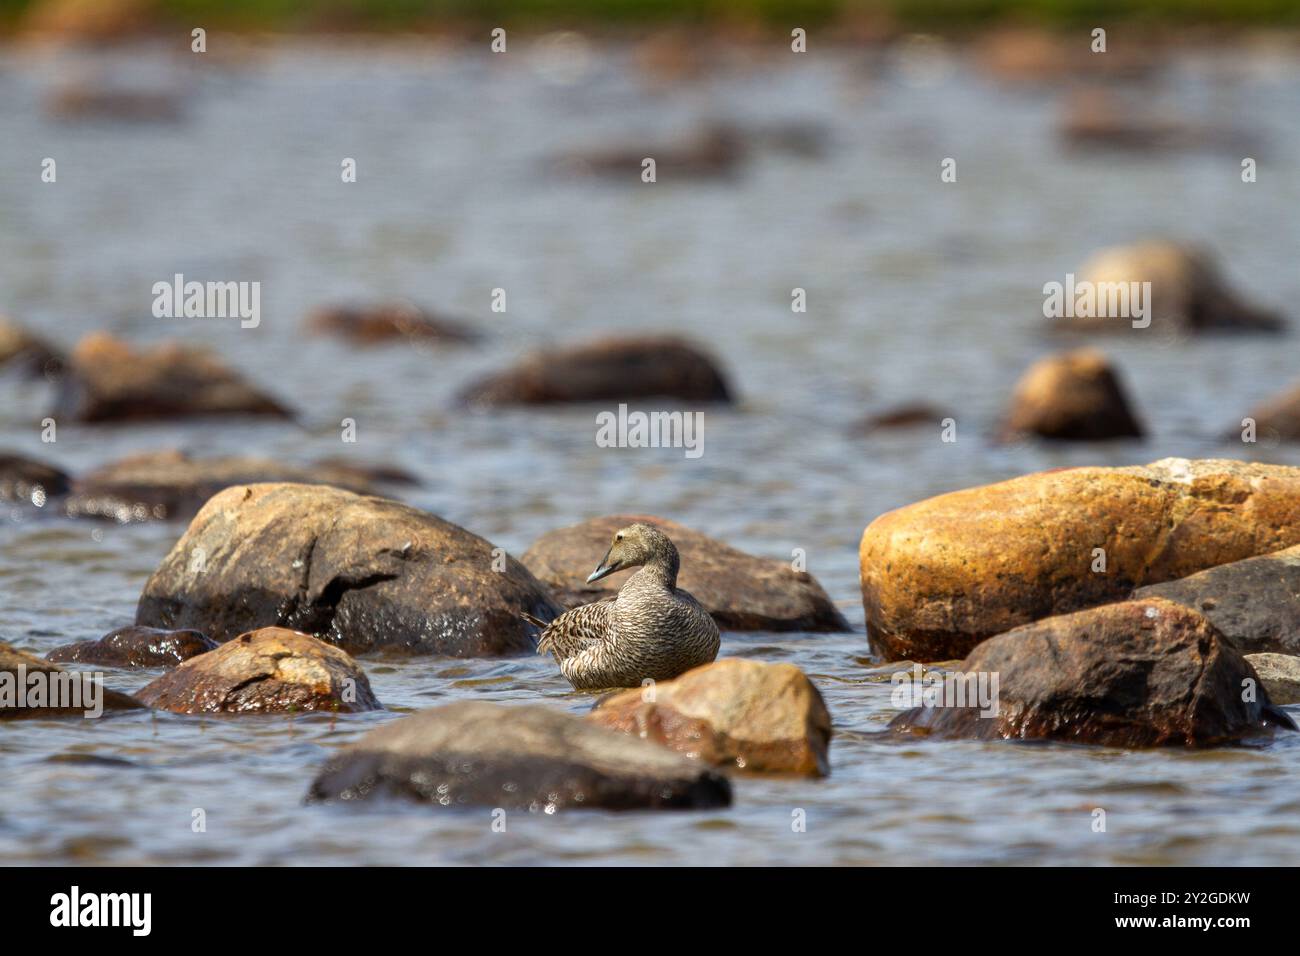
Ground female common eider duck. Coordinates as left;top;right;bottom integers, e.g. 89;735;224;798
524;522;720;690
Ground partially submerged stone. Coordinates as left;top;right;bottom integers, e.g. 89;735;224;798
889;599;1294;747
135;627;379;714
136;483;563;656
459;335;732;407
1;641;142;720
1000;349;1143;441
524;515;848;632
304;302;480;346
1136;544;1300;655
307;701;731;810
589;659;832;776
1240;381;1300;443
65;449;376;522
46;626;216;669
0;452;70;506
861;458;1300;661
1054;241;1283;335
0;317;63;378
55;333;292;423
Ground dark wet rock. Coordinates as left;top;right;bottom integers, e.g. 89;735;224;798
852;403;942;435
55;333;292;423
135;627;378;714
559;125;744;180
589;659;832;777
307;700;731;810
1;641;142;720
46;626;216;668
459;335;732;407
136;482;563;656
861;458;1300;662
1240;381;1300;443
0;317;64;378
1060;88;1252;154
1000;349;1144;441
1055;241;1283;335
1244;654;1300;705
65;449;376;523
524;514;848;632
1135;544;1300;656
889;598;1294;747
304;302;480;346
0;452;70;506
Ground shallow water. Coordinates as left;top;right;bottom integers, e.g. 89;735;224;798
2;39;1300;865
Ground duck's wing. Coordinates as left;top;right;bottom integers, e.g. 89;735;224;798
535;599;614;660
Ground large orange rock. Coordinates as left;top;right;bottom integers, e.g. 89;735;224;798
860;458;1300;662
588;659;831;777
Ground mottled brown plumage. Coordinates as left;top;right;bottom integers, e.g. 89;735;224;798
526;523;720;690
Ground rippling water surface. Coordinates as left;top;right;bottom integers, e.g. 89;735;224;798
2;39;1300;865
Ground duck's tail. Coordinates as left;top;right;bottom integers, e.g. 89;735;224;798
521;611;553;655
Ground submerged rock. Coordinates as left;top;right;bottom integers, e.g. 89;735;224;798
136;482;563;656
55;333;292;423
1000;349;1144;441
1135;544;1300;655
559;124;744;180
1;641;142;719
307;700;732;810
852;403;943;435
1240;381;1300;443
1244;654;1300;705
1055;241;1283;335
135;627;379;714
304;302;480;346
65;449;376;522
861;458;1300;662
47;86;184;122
46;626;216;668
589;659;832;776
523;515;848;632
0;317;63;378
1060;88;1247;153
889;599;1294;747
459;335;732;407
0;452;70;506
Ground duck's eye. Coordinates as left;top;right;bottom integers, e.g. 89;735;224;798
615;534;623;541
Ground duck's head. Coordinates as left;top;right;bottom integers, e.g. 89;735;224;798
586;522;677;583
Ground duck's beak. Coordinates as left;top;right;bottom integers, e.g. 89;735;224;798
586;547;619;583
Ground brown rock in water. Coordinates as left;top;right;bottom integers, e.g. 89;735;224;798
559;125;745;180
312;456;420;488
889;599;1293;747
135;482;563;656
1000;349;1144;441
55;333;292;423
304;302;480;346
860;458;1300;662
0;641;142;720
47;86;183;122
523;515;848;632
1059;88;1245;153
1055;241;1283;335
23;0;159;42
135;627;378;714
974;27;1160;85
1240;381;1300;443
65;449;377;523
46;626;216;668
589;659;832;776
1244;653;1300;706
307;701;731;810
0;317;64;378
1135;544;1300;656
460;336;732;407
0;452;70;505
852;403;942;435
